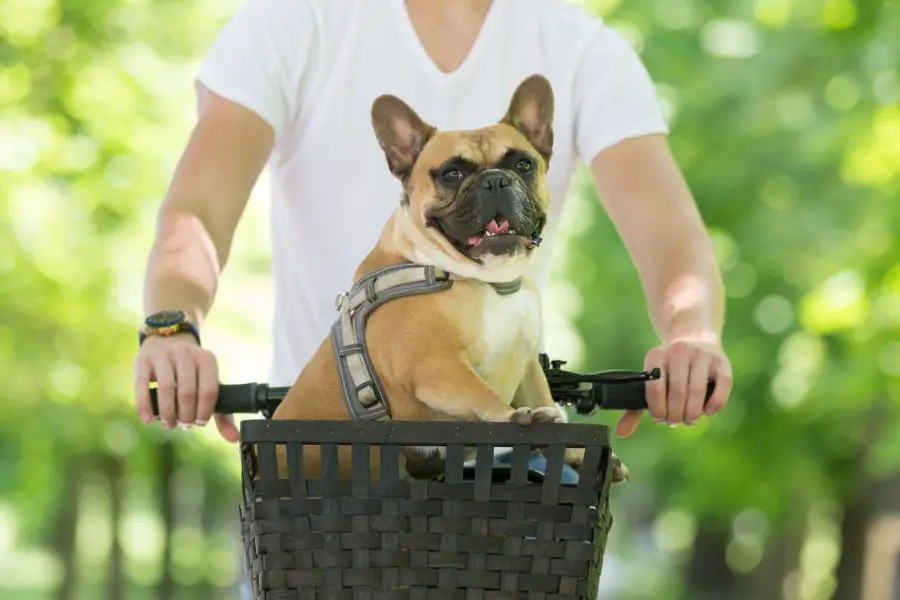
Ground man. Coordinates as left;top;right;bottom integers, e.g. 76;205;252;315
134;0;733;443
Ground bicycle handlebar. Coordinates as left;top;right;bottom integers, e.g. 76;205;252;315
149;353;715;418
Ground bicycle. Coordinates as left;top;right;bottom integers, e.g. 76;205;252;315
151;353;713;600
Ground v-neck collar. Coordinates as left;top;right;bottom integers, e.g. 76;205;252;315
390;0;506;87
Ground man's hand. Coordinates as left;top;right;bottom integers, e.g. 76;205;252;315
133;334;239;443
616;340;733;437
590;135;730;438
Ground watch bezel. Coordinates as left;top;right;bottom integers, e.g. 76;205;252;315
145;309;187;330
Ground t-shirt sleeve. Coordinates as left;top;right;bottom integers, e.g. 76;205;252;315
573;24;669;165
195;0;315;139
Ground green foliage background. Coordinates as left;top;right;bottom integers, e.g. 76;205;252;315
1;0;898;599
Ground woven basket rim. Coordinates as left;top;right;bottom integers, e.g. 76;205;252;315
239;419;611;447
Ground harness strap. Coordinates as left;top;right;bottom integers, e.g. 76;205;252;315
330;261;524;422
331;263;452;421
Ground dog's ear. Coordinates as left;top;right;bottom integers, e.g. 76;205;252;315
501;74;554;164
371;95;436;182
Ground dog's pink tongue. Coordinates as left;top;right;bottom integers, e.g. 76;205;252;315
486;219;510;234
467;234;484;246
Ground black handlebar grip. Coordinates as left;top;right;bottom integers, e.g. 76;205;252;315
215;383;260;414
600;380;716;411
149;383;261;416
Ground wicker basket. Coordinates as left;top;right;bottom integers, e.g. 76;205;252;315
238;420;615;600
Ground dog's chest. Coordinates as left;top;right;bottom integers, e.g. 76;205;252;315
471;285;542;401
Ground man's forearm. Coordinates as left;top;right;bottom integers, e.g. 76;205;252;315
590;136;734;430
589;135;726;348
143;209;225;327
642;233;724;345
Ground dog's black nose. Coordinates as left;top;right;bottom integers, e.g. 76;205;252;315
480;171;511;190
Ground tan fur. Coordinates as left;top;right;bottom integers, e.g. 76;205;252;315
272;208;561;478
269;75;627;483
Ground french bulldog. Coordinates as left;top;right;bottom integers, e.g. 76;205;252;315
272;74;628;484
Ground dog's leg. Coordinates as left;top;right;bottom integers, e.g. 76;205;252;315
414;357;562;425
512;355;569;424
513;356;630;484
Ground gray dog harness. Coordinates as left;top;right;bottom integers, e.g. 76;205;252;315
330;261;521;422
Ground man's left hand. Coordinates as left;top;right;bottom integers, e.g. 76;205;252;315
616;339;733;438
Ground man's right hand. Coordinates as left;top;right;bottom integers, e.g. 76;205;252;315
134;334;240;443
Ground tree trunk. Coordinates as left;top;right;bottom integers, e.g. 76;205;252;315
832;489;871;600
684;521;736;598
106;455;125;600
197;472;215;600
834;474;900;600
53;456;82;600
685;516;806;600
833;404;893;600
740;523;805;600
157;440;176;600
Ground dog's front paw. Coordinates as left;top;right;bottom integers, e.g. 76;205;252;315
509;407;565;425
564;449;628;483
508;407;535;425
564;447;585;469
610;453;630;485
532;407;565;424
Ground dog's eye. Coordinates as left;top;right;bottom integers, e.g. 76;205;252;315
442;169;465;183
515;159;532;174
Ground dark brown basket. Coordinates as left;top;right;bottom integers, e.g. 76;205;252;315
238;420;615;600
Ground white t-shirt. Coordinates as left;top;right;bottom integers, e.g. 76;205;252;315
196;0;668;386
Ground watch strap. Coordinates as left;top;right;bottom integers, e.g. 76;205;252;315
139;321;201;346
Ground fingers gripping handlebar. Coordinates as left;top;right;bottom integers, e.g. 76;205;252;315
538;355;715;413
148;353;715;417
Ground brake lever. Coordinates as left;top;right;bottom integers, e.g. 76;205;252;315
542;355;660;384
541;353;663;415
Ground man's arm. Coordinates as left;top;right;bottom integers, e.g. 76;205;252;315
144;91;273;323
135;91;275;438
590;134;733;435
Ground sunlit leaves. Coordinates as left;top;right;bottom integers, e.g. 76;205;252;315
560;0;900;544
0;0;61;46
771;332;826;408
700;19;762;58
821;0;858;30
0;63;31;105
0;0;248;568
842;106;900;187
799;271;868;334
754;0;793;29
823;74;861;112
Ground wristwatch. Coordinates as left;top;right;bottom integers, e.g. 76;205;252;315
139;309;201;346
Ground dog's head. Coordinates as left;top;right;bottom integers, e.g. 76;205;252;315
371;75;554;281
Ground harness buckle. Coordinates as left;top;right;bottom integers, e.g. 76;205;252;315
334;291;350;313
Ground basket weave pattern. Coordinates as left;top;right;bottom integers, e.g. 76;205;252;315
239;420;613;600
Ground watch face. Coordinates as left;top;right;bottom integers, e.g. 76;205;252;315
145;310;185;329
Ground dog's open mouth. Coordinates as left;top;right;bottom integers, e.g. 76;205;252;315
425;214;539;259
465;218;528;249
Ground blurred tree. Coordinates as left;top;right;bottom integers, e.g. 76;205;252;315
1;0;246;598
560;0;900;598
